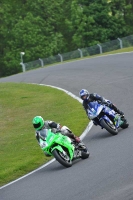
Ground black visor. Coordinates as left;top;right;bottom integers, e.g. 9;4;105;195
81;95;86;100
33;122;41;129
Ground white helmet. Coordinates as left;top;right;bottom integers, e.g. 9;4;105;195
79;89;89;100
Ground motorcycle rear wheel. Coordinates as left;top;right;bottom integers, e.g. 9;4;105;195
52;149;72;168
100;119;118;135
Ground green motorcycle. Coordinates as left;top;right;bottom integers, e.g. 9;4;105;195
39;129;89;168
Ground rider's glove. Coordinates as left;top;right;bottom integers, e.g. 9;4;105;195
74;136;81;143
57;123;62;129
101;100;108;106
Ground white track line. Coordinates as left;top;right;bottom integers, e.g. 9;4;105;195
0;84;93;189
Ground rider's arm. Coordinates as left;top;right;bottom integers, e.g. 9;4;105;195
90;93;104;103
82;101;90;118
35;132;40;143
47;121;61;129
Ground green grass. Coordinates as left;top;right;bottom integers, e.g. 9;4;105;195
0;83;88;186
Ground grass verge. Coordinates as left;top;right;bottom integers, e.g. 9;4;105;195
0;83;88;186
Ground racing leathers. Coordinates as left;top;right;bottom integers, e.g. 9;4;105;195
35;120;82;156
82;93;124;119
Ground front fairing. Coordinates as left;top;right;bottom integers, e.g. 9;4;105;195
39;129;48;139
87;102;122;129
39;129;55;149
40;129;74;159
103;106;116;117
87;101;103;119
100;107;122;128
39;129;49;149
52;133;74;160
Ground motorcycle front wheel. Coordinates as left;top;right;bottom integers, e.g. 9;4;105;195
100;119;118;135
52;149;72;168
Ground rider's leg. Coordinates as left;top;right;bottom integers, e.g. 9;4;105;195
109;104;124;116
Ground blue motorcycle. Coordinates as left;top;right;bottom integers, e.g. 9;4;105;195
87;101;129;135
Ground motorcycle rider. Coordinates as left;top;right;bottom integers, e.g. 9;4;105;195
32;116;86;156
79;89;124;119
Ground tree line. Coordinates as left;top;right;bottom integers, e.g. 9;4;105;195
0;0;133;77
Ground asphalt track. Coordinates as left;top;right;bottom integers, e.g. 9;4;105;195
0;52;133;200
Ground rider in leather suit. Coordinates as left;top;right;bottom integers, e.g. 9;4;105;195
79;89;124;119
32;116;86;156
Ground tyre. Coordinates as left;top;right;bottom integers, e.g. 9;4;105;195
100;119;118;135
52;149;72;168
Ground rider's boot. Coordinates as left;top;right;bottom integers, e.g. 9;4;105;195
73;136;89;153
111;104;124;117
